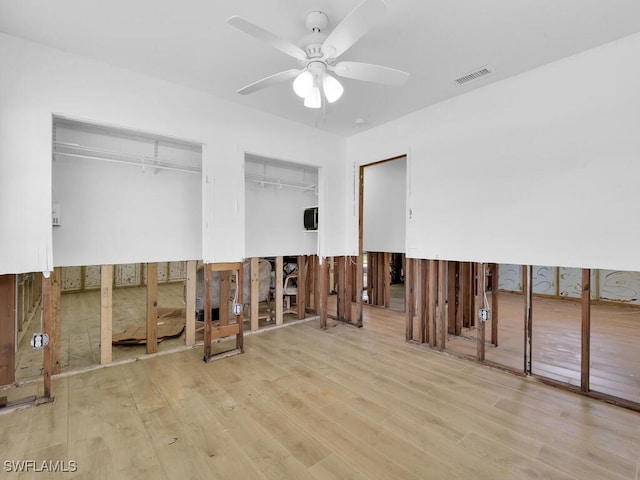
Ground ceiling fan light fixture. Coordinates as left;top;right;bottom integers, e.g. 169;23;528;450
304;86;322;108
293;70;313;98
323;74;344;103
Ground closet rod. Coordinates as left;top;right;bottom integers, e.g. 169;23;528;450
53;152;200;175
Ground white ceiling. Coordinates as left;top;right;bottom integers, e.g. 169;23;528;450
2;0;640;136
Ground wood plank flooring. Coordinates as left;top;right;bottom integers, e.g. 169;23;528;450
446;293;640;403
2;304;639;479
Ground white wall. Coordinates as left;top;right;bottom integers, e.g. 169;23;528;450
346;33;640;271
244;156;318;257
53;158;201;266
0;33;347;275
363;157;406;252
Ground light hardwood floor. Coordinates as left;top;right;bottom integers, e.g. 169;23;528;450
445;293;640;404
2;304;640;479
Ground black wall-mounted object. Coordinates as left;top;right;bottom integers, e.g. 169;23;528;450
304;206;318;231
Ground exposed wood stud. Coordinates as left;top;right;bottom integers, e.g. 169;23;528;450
366;252;373;306
524;265;533;375
581;268;591;392
346;256;354;322
319;257;329;329
297;256;307;320
377;253;384;306
50;268;62;375
204;264;213;359
415;259;424;343
428;260;437;347
436;260;447;351
250;257;260;331
42;274;52;398
383;252;391;309
235;264;244;352
219;270;231;326
491;263;499;346
275;256;284;326
447;262;457;335
476;263;485;361
404;257;414;341
146;263;158;355
0;275;16;386
100;265;113;365
455;263;463;336
337;256;346;321
356;253;363;326
420;260;428;344
185;260;197;346
202;262;244;362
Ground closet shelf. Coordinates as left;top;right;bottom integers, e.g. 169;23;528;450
245;172;317;193
53;141;201;175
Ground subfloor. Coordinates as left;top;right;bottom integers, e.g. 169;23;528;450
15;283;303;380
2;307;639;479
445;292;640;404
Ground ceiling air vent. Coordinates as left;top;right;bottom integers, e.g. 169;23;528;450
454;66;494;86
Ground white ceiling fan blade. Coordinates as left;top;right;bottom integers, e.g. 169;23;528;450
321;0;387;60
332;61;409;86
227;16;307;61
237;69;302;95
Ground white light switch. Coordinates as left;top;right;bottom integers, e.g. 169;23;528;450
52;203;61;226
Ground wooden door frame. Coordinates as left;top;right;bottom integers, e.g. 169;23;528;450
357;155;408;327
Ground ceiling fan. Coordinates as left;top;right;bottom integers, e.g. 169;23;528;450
227;0;409;109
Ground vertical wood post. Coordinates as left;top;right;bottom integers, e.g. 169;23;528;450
447;262;457;335
419;260;428;344
436;261;447;350
524;265;533;375
146;263;158;354
50;268;62;375
100;265;113;365
404;258;414;341
476;263;485;361
275;256;283;325
204;265;213;359
250;258;260;331
415;259;424;343
297;256;307;320
428;260;437;347
0;275;16;386
383;252;391;309
356;253;363;326
491;263;499;346
454;263;463;336
337;256;346;321
42;274;53;398
319;257;329;329
219;271;230;326
236;265;244;352
185;260;197;346
581;268;591;392
346;257;355;322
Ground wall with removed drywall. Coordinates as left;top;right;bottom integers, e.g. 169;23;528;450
0;33;346;274
346;33;640;271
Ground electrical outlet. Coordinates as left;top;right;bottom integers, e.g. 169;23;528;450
31;333;49;349
232;303;243;316
478;308;491;322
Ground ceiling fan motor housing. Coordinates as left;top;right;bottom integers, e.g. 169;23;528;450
302;11;328;59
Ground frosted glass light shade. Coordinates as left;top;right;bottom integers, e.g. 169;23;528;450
293;71;313;98
304;86;322;108
323;74;344;103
